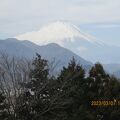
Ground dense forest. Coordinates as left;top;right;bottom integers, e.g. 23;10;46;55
0;53;120;120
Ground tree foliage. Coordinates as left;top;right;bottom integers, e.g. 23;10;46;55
0;53;120;120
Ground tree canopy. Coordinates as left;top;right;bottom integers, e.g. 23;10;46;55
0;54;120;120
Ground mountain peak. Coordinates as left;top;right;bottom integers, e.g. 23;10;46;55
15;21;96;46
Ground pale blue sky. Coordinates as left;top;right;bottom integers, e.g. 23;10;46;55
0;0;120;45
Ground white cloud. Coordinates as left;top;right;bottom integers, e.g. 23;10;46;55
0;0;120;38
0;0;120;24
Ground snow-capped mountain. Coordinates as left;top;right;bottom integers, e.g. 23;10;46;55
15;21;120;64
15;21;97;46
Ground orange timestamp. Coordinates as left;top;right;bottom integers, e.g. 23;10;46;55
91;99;120;106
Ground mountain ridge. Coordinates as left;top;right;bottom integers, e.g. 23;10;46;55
0;38;120;78
0;38;92;69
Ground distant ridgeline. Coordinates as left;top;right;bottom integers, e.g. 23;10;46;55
0;38;92;72
0;38;120;78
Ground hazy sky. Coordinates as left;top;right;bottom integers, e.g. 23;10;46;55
0;0;120;45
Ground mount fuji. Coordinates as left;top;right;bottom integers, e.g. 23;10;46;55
0;21;120;76
15;21;97;46
15;21;120;64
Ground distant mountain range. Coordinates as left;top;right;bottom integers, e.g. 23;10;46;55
0;38;92;72
103;64;120;78
0;38;120;78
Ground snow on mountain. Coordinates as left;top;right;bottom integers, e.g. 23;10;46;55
15;21;120;64
15;21;97;46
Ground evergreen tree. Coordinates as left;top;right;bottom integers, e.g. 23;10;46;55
54;58;86;120
15;54;51;120
29;53;49;91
